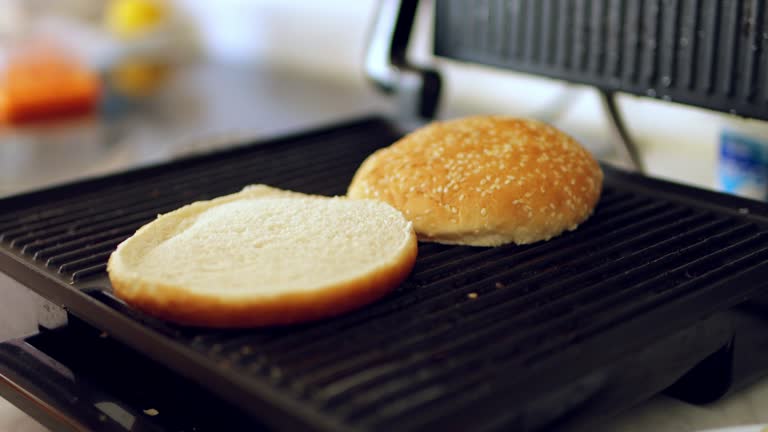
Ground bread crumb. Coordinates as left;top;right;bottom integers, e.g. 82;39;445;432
495;282;505;289
467;292;478;299
143;409;159;416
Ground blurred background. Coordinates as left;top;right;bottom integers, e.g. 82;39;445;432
1;0;767;198
3;2;768;432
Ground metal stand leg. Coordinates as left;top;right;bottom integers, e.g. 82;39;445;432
600;90;645;173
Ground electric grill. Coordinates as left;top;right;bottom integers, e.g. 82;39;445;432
3;1;768;431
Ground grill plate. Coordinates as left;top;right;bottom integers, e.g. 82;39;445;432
434;0;768;121
2;117;768;431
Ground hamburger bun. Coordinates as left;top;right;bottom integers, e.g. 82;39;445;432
107;185;417;327
348;116;603;246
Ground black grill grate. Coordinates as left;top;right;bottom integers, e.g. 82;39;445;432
3;117;768;431
434;0;768;120
0;124;384;283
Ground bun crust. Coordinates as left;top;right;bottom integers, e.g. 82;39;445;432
109;237;417;328
107;186;418;328
348;116;603;246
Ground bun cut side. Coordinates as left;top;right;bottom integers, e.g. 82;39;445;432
348;116;603;246
107;185;417;328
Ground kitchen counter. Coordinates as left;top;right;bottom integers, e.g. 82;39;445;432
0;64;391;198
1;64;766;432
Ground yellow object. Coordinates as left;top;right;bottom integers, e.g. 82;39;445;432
105;0;167;38
111;61;169;96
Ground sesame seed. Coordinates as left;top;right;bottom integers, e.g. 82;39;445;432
467;292;478;299
480;208;487;216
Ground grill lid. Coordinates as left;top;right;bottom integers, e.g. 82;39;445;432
434;0;768;121
2;117;768;431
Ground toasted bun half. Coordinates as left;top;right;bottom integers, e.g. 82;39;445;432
348;116;603;246
107;185;417;327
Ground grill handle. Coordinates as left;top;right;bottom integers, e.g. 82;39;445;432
364;0;441;119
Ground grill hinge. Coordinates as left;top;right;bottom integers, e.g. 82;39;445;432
364;0;442;120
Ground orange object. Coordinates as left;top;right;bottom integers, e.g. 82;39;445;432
0;47;101;124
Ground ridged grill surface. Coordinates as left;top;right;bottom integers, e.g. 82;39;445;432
3;117;768;431
435;0;768;120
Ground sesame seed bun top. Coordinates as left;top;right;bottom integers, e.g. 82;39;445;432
347;115;603;246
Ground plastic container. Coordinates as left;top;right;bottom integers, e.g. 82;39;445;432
716;117;768;201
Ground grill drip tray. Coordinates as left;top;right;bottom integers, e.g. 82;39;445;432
2;117;768;431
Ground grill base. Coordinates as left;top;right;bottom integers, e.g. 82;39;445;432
3;116;768;431
4;301;768;432
0;318;262;432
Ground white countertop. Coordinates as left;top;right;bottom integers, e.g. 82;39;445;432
0;400;46;432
